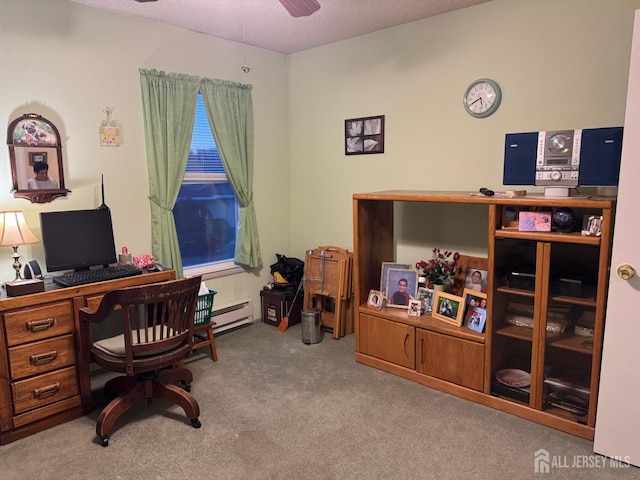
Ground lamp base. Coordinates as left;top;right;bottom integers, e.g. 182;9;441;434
5;278;45;297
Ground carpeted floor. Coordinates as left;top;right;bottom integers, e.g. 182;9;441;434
1;322;638;480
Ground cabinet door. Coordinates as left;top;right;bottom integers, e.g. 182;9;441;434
416;329;484;391
358;313;415;368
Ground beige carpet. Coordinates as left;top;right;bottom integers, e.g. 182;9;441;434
0;322;638;480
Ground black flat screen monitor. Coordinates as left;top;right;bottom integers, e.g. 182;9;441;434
40;208;117;273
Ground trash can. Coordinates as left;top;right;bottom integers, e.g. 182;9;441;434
301;308;323;344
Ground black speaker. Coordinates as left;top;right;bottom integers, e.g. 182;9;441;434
23;260;43;280
503;132;537;185
577;127;623;186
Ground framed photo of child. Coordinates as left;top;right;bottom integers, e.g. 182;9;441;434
385;268;418;309
367;289;384;310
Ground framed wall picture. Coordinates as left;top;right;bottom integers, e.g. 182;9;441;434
28;151;47;166
345;115;385;155
380;262;411;293
408;299;422;317
432;291;464;326
367;289;384;310
385;268;418;309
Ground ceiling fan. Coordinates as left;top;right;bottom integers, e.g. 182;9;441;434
278;0;321;17
133;0;321;18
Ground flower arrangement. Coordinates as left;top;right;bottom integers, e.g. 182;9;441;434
415;248;460;287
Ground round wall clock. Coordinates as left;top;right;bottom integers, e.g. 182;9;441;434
463;78;502;118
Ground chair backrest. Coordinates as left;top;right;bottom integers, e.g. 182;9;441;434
80;276;202;376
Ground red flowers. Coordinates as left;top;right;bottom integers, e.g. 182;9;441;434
415;248;460;286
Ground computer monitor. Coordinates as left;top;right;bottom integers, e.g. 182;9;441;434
40;208;117;273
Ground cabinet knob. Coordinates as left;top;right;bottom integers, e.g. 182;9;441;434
617;264;636;280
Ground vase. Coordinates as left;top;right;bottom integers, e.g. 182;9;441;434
432;284;445;292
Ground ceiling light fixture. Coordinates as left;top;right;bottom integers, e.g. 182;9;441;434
241;0;250;73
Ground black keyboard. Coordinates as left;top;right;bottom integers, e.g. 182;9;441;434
53;264;143;287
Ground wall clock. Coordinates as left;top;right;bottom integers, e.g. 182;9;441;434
463;78;502;118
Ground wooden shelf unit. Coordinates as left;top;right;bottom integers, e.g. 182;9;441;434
353;190;615;440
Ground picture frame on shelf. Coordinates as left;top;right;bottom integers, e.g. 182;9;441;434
582;215;603;236
408;299;422;317
461;288;487;321
345;115;385;155
432;291;464;326
502;206;524;229
418;287;434;314
367;289;384;310
451;255;488;296
518;211;552;232
385;268;418;309
380;262;411;292
464;306;487;333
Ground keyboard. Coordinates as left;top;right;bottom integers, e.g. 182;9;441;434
53;264;143;288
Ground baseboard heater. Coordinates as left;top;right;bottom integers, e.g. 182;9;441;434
212;298;254;333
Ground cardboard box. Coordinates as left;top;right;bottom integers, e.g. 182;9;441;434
260;288;302;328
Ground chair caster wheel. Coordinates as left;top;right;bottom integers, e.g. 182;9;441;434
184;384;191;392
191;418;201;429
100;436;109;447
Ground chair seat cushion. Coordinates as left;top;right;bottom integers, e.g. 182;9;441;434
93;325;179;357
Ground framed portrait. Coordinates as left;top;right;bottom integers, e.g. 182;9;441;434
418;287;434;314
432;291;464;326
367;289;384;310
582;215;603;237
380;262;411;293
345;115;385;155
408;299;422;317
461;288;488;324
518;211;552;232
452;255;488;296
464;307;487;333
385;268;418;309
28;151;47;166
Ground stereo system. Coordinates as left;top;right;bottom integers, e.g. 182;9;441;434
504;127;623;196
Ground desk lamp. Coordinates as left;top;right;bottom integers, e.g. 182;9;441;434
0;211;43;296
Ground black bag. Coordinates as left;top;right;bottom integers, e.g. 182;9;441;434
269;254;304;285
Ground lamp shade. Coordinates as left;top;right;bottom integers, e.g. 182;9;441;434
0;211;40;247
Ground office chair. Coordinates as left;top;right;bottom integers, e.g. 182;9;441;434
79;276;202;447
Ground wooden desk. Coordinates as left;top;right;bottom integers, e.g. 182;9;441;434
0;270;176;445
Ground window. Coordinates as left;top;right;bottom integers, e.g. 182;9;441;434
174;94;239;275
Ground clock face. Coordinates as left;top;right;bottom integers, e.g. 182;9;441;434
463;78;502;118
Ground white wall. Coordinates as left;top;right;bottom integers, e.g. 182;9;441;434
287;0;640;263
0;0;289;306
2;0;640;310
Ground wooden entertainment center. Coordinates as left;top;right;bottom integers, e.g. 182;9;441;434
353;191;615;440
0;270;175;445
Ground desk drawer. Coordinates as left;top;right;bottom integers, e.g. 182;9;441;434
9;335;76;380
3;301;74;347
12;366;79;415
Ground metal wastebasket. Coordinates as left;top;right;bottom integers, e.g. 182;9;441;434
301;308;323;344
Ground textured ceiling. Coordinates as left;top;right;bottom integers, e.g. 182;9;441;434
68;0;493;54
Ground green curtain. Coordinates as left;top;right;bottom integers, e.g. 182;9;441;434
139;68;200;278
200;78;262;268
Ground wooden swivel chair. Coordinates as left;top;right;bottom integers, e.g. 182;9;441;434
79;276;202;447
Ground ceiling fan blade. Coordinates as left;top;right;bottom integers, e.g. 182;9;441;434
279;0;321;17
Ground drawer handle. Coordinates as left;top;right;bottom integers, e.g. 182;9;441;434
30;351;58;366
33;383;60;399
27;318;55;332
